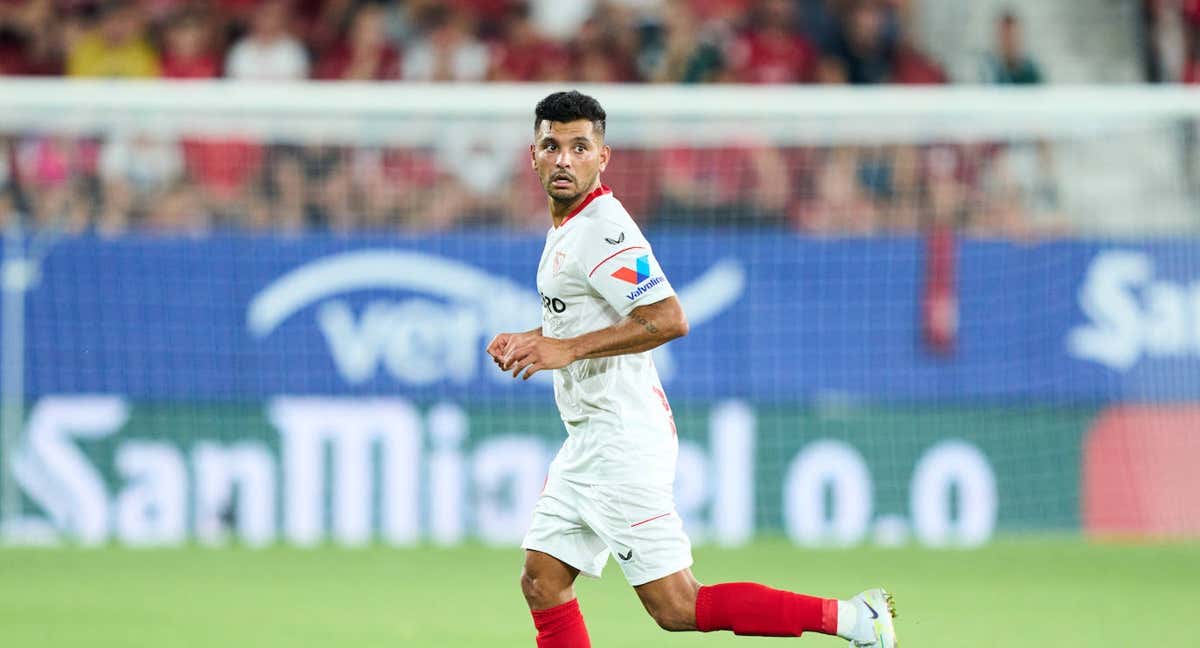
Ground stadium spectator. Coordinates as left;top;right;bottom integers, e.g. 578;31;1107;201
1183;0;1200;82
922;144;969;232
454;0;515;38
974;11;1060;237
67;0;160;78
814;54;849;82
573;14;636;82
426;124;524;228
656;143;789;226
142;179;212;235
981;11;1042;84
259;146;306;232
829;0;906;84
225;0;309;80
726;0;818;83
530;0;595;42
535;49;574;81
160;9;219;79
641;0;727;83
182;138;264;226
304;144;356;231
350;147;441;229
314;2;402;80
0;136;13;225
689;0;746;26
97;130;185;234
302;0;358;58
892;38;946;83
256;144;358;231
882;145;922;232
1142;0;1185;82
0;0;63;75
14;135;94;232
795;147;880;234
174;0;265;225
587;4;643;81
488;4;564;81
403;6;489;81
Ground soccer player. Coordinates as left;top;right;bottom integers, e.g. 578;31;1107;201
487;90;898;648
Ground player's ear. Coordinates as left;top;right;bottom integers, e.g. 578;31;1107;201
529;143;536;170
599;144;611;173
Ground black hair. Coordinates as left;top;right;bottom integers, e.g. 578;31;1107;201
534;91;606;138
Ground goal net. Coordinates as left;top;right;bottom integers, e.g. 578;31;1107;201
2;80;1198;547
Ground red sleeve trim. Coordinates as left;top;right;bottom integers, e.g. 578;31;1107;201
588;245;646;277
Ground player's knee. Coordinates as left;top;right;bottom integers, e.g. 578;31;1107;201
519;569;540;604
520;569;565;609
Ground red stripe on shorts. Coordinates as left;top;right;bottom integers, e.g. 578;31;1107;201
630;512;672;528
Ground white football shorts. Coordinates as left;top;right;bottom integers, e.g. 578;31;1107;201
521;474;693;586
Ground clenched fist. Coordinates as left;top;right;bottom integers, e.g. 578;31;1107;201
487;331;576;380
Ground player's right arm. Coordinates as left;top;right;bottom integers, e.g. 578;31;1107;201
564;295;687;360
486;327;542;368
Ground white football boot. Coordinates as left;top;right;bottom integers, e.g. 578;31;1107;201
847;588;898;647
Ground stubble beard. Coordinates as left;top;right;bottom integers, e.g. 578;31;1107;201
549;188;582;207
545;172;592;207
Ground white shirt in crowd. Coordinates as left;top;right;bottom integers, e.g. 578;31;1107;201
225;36;309;80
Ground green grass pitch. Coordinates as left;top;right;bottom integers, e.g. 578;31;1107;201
2;538;1194;647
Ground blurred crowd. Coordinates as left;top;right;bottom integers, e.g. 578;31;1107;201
0;0;950;83
0;0;1065;236
1141;0;1200;83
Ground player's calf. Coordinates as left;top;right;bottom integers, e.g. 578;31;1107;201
634;569;702;631
692;581;899;645
521;551;593;647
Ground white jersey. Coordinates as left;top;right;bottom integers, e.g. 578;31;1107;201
536;185;679;485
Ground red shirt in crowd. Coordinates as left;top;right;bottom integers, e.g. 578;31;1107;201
314;44;402;80
892;44;947;84
727;30;818;84
490;39;566;81
161;54;220;79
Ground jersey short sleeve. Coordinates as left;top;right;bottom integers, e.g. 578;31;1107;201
580;224;676;316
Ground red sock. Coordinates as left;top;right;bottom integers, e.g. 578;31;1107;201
530;598;591;648
694;582;838;637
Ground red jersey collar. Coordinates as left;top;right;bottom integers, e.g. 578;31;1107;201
556;184;612;228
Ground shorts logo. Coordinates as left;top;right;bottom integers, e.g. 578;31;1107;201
611;255;651;285
617;549;633;561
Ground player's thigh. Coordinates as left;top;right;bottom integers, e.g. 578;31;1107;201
521;477;610;581
580;482;694;587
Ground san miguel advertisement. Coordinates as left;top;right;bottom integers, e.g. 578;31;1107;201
4;235;1199;547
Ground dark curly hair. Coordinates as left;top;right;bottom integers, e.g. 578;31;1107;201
534;90;606;138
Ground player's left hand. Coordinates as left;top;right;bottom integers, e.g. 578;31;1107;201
501;333;576;380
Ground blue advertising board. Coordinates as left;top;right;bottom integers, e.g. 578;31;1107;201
13;234;1200;404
